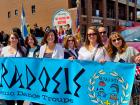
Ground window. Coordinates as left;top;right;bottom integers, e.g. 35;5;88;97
107;0;115;18
31;5;36;14
15;9;18;16
129;0;135;3
92;0;103;17
71;0;77;8
68;0;77;8
118;3;126;20
8;11;11;18
81;0;86;15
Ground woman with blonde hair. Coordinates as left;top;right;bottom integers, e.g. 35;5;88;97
106;32;138;62
63;35;79;59
106;32;139;105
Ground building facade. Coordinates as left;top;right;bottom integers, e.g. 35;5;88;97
79;0;140;36
0;0;140;36
0;0;77;34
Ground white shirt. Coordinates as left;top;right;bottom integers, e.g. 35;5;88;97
1;46;23;57
78;45;108;61
113;47;139;63
39;43;64;59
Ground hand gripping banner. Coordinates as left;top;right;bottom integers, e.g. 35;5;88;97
0;58;136;105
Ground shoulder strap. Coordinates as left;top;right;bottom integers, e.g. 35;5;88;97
65;49;78;59
15;50;18;57
68;49;78;59
92;46;99;61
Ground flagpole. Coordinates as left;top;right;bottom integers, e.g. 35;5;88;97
76;0;82;43
21;0;28;38
76;0;80;27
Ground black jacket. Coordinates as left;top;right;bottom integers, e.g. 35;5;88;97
64;48;78;59
26;45;40;57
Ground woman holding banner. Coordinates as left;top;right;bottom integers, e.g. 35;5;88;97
24;34;40;105
39;29;64;59
0;32;26;105
78;26;109;62
106;32;139;105
38;29;64;105
106;32;138;63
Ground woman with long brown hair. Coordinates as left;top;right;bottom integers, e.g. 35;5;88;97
1;32;26;57
106;32;139;105
106;32;138;62
0;32;26;105
24;34;40;58
78;26;108;62
39;29;64;59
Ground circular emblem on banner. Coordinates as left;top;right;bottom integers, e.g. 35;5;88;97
52;9;72;29
88;70;130;105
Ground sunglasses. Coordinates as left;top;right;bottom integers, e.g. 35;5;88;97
99;31;106;34
10;37;18;39
68;39;74;42
87;33;97;37
112;38;121;42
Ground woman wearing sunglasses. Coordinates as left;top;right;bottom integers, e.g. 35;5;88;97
63;35;79;60
106;32;139;105
78;26;109;62
106;32;138;63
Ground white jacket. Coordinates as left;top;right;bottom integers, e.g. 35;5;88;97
39;43;64;59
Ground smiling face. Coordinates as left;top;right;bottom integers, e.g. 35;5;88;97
87;28;97;44
28;36;35;47
9;34;19;46
98;27;108;43
47;32;55;44
67;37;75;49
110;34;122;49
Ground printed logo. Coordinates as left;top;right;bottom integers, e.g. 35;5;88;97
88;70;130;105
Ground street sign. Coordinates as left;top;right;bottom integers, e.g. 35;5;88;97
52;9;72;29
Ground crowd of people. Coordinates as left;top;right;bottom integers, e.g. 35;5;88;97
0;24;140;105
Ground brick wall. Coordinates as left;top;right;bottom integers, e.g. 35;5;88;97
0;0;77;34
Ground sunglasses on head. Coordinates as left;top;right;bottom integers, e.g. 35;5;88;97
112;38;121;42
99;31;106;34
87;33;97;37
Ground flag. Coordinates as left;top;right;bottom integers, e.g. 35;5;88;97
21;4;28;38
